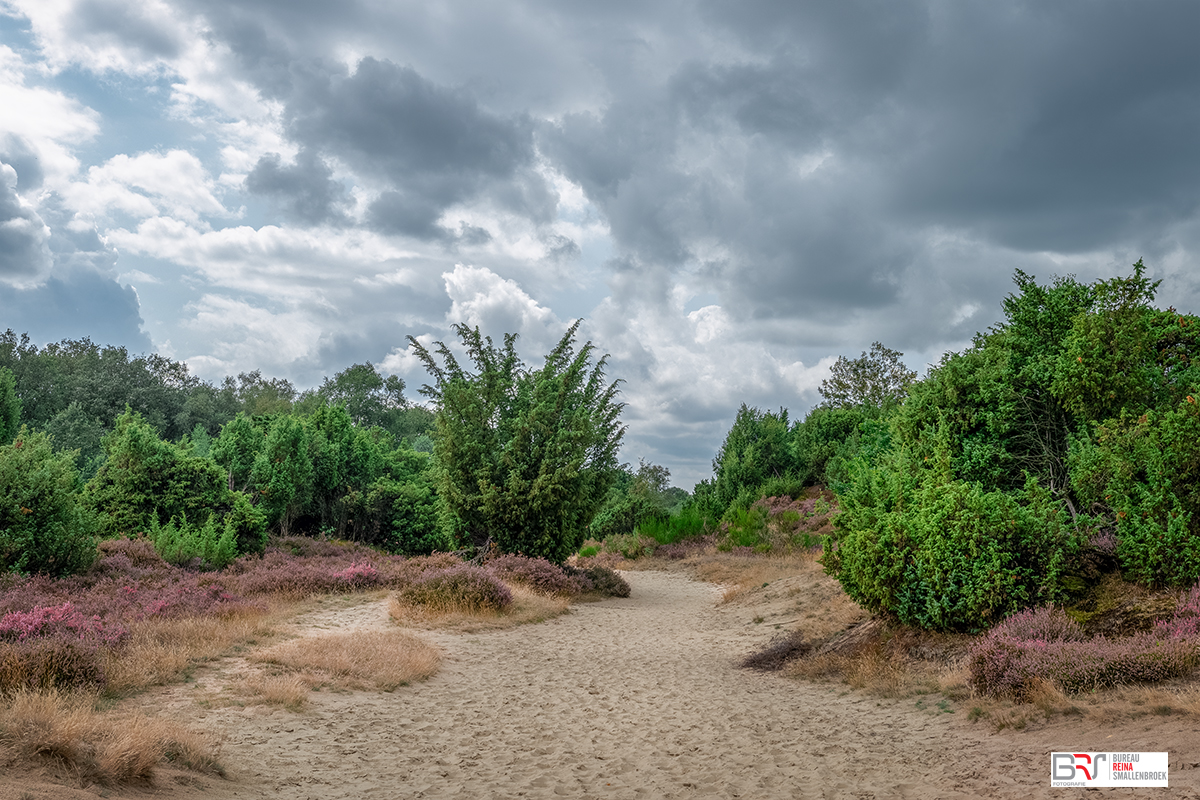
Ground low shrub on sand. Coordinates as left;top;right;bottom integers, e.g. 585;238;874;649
572;565;631;598
969;605;1199;700
398;565;512;613
486;554;590;595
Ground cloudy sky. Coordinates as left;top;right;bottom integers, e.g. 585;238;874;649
4;1;1200;487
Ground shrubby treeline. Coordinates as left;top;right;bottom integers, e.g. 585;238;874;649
1;321;636;576
0;341;439;575
0;330;435;475
698;261;1200;630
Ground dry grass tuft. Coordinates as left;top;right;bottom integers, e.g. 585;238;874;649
252;629;440;691
388;584;570;632
235;674;311;710
102;611;279;694
0;688;222;785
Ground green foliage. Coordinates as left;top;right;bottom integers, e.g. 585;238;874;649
224;491;269;555
819;341;916;410
409;321;624;563
312;361;408;428
0;429;98;576
147;513;239;569
588;459;681;541
828;444;1080;631
0;366;19;445
0;330;223;440
251;415;312;535
636;505;709;545
790;405;869;485
823;261;1200;631
1054;266;1200;426
45;401;106;479
211;413;264;493
711;405;794;512
187;422;212;458
1069;404;1200;587
720;505;769;551
85;409;228;538
220;370;296;416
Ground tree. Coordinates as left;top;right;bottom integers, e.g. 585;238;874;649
0;429;99;575
222;370;296;416
85;409;228;538
408;321;625;563
314;362;407;427
251;415;312;536
0;366;20;444
211;413;265;493
819;342;917;410
711;405;795;510
45;401;106;478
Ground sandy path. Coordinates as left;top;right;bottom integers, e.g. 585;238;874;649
149;571;1199;799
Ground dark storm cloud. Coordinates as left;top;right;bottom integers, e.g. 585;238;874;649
537;0;1200;340
285;57;550;240
245;149;349;225
0;163;51;283
0;266;151;351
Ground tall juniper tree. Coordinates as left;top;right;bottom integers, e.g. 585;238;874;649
408;321;625;563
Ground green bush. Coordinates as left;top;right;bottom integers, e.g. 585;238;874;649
410;322;624;563
719;505;770;551
636;505;709;545
0;429;98;576
1069;404;1200;587
827;445;1081;631
85;409;228;538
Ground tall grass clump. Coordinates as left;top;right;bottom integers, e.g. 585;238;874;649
253;629;440;691
0;689;222;785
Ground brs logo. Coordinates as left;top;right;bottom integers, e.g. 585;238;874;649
1053;753;1107;781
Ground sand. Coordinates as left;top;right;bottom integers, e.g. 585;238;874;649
8;569;1200;798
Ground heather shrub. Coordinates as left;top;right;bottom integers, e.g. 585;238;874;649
992;605;1086;643
740;630;809;671
0;602;128;646
1154;582;1200;640
331;562;382;590
0;429;99;576
0;637;107;692
397;565;512;613
654;534;717;560
486;554;589;595
577;565;630;598
969;605;1198;699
